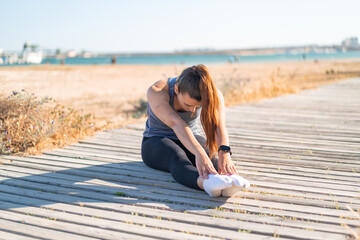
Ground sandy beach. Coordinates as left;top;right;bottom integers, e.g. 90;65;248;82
1;59;360;128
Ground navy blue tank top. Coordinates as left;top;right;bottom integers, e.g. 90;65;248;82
143;77;202;139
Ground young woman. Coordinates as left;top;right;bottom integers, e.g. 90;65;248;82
141;64;250;197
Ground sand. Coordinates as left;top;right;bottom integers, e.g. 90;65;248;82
1;59;359;127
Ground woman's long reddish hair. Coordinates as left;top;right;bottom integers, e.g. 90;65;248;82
176;64;219;157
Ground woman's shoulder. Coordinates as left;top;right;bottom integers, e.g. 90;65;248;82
150;78;170;92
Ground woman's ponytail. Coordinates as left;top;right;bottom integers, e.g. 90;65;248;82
195;65;220;158
177;64;220;157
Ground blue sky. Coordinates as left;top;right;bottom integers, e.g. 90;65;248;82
0;0;359;53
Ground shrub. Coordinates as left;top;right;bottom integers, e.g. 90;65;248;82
0;90;95;155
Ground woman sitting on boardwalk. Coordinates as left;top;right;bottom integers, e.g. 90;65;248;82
141;64;250;197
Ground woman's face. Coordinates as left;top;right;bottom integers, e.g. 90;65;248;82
176;92;202;112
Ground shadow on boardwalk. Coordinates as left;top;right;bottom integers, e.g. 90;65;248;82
0;158;229;211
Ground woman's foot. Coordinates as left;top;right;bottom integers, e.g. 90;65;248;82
202;174;233;197
221;174;250;197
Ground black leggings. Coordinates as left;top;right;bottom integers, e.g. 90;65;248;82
141;135;218;190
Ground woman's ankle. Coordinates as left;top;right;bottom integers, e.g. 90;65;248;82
197;176;205;190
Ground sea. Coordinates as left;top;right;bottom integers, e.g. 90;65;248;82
2;51;360;66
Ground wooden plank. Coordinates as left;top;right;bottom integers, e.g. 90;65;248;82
75;139;360;167
43;146;360;182
0;164;358;214
0;188;350;236
0;156;174;183
3;151;357;198
1;163;359;212
38;146;359;188
9;152;360;192
0;182;354;239
43;149;141;163
0;221;44;240
5;155;165;177
48;144;360;173
3;154;358;198
64;144;360;174
0;161;183;193
0;210;202;240
0;200;272;240
0;181;354;239
226;119;360;134
9;154;360;199
0;172;358;223
0;214;106;240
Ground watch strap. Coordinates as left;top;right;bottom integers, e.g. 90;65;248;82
218;145;232;155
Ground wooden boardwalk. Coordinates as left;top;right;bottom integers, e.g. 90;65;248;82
1;78;359;240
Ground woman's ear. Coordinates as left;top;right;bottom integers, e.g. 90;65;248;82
174;84;178;94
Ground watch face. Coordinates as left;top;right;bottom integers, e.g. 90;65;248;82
220;146;230;151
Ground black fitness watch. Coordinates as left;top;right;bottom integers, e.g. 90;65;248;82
218;145;232;155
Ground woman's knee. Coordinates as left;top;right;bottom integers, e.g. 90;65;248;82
141;137;188;172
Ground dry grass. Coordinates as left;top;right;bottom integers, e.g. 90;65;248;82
0;90;111;155
219;67;298;105
218;62;360;106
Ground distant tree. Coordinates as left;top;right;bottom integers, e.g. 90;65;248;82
23;42;30;50
31;45;39;51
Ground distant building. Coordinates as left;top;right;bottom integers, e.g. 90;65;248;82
21;42;43;64
0;48;3;56
80;51;94;58
341;37;359;49
66;50;78;58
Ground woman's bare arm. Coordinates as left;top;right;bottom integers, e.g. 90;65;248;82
147;79;217;178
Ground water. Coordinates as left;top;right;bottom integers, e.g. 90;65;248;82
2;51;360;66
41;51;360;65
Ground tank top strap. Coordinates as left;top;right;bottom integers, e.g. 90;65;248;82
168;77;177;108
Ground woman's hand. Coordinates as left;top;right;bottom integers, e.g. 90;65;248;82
218;151;238;175
195;153;218;179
